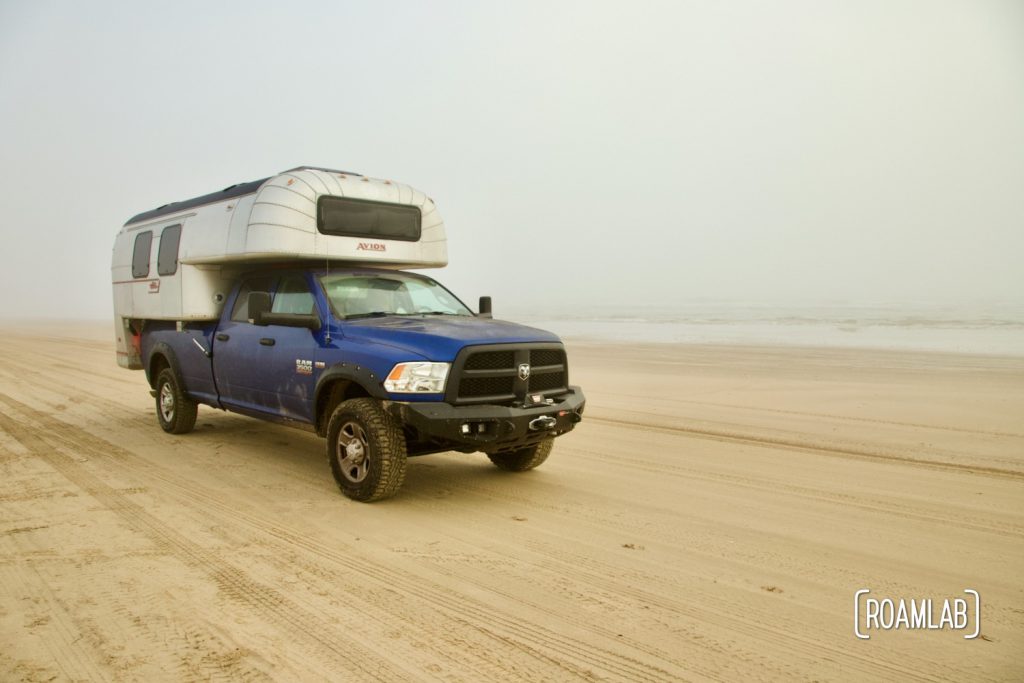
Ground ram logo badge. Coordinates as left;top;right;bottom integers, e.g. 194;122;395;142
518;363;531;381
295;359;313;375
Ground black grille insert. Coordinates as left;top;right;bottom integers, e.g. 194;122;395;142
458;376;515;398
530;349;564;367
448;343;569;405
465;351;515;370
529;372;566;392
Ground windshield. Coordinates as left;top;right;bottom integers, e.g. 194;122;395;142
319;273;474;320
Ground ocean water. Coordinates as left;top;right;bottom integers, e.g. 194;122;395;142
508;303;1024;356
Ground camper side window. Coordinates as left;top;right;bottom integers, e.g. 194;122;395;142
131;231;153;279
157;225;182;276
231;277;276;322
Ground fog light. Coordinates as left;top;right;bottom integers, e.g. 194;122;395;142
461;423;471;434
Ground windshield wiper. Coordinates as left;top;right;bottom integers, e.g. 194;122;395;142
345;311;394;320
346;311;469;320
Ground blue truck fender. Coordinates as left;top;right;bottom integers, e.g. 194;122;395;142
145;341;186;390
312;363;389;436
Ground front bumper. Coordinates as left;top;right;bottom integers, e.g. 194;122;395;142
385;386;585;453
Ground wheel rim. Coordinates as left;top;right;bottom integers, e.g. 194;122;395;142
159;382;175;422
336;421;370;483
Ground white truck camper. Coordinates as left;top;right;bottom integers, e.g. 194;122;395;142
111;166;447;369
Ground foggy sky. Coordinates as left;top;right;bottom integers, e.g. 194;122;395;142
1;0;1022;320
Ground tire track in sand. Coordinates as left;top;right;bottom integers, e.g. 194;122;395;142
584;388;1024;439
0;405;414;682
586;414;1024;480
1;380;1002;680
0;561;111;682
555;443;1024;540
0;392;682;682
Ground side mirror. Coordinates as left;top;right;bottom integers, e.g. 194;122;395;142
248;291;271;325
479;296;492;319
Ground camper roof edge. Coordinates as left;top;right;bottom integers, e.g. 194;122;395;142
124;165;364;226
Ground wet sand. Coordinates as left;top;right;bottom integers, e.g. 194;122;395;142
1;322;1022;680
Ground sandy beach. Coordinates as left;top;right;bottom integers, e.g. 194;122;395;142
1;322;1022;681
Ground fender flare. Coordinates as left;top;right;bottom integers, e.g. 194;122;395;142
314;363;388;405
146;341;185;389
313;363;389;435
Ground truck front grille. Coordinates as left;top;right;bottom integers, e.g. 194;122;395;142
447;344;568;406
458;375;515;398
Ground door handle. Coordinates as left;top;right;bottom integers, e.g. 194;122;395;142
260;338;276;346
215;333;230;342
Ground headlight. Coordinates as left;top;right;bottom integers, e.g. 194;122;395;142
384;362;450;393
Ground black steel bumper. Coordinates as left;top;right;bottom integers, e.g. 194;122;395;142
384;386;585;453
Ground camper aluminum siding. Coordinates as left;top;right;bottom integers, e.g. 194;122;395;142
112;167;448;319
180;168;447;267
111;167;449;368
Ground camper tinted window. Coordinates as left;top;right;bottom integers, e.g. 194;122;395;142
157;224;182;276
132;231;153;278
317;196;421;242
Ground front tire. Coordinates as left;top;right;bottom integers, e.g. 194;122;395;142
326;398;407;502
487;439;553;472
155;367;198;434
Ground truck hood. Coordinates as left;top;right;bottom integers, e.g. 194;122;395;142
340;315;561;360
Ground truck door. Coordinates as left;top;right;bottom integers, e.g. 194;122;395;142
259;274;320;421
213;275;277;414
213;274;321;422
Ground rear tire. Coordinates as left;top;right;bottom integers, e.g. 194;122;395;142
155;367;198;434
326;398;407;502
487;439;553;472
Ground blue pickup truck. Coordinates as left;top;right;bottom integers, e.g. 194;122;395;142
112;167;584;501
139;266;585;501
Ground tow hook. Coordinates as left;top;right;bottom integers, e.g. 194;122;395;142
529;415;557;431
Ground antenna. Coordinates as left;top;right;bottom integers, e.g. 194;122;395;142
324;258;332;344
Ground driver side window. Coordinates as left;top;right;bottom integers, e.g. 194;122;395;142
231;277;276;323
272;275;315;315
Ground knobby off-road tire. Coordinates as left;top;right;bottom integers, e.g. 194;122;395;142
155;367;198;434
487;438;553;472
326;398;407;502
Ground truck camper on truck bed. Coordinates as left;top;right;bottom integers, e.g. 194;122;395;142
111;166;585;501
